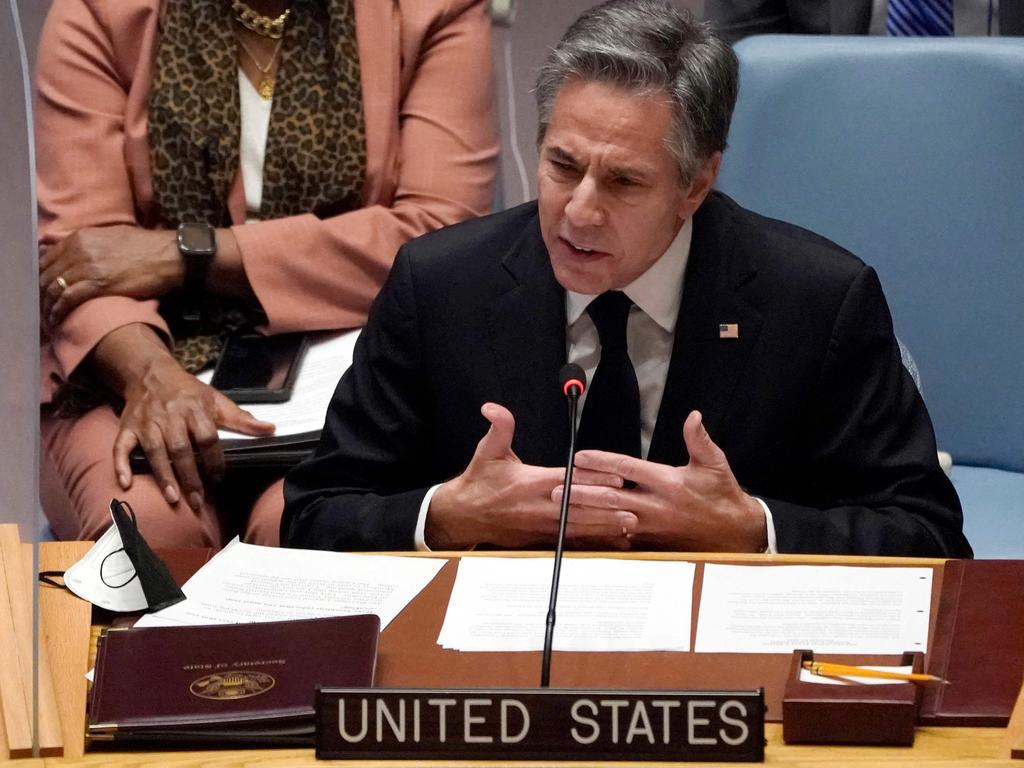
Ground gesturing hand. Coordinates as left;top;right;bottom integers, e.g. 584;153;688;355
40;226;183;328
113;357;275;511
555;411;768;552
425;403;637;550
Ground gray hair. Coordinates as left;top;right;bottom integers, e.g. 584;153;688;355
534;0;738;183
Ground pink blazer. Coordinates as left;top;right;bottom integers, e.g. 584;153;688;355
35;0;498;401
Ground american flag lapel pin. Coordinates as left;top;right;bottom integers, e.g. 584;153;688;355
719;323;740;339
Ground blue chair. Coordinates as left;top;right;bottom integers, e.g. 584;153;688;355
717;36;1024;558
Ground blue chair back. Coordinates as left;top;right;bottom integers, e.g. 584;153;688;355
717;36;1024;473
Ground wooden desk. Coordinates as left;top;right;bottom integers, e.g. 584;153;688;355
29;544;1021;767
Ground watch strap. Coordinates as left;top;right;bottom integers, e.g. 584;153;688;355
177;222;216;326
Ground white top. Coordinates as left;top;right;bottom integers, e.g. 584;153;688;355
238;70;273;221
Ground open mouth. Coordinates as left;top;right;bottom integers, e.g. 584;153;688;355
561;237;602;255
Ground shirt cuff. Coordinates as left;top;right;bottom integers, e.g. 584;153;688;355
413;484;443;552
754;497;778;554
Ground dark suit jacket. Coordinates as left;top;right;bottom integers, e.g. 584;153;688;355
282;193;970;557
706;0;1024;42
706;0;871;42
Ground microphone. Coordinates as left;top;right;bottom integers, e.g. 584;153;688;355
541;363;587;688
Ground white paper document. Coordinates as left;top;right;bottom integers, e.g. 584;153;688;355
437;557;695;652
198;328;361;439
134;539;444;630
694;564;933;654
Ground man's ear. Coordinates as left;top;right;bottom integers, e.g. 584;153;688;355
678;151;723;219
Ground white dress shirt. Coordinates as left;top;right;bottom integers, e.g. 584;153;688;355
415;218;777;552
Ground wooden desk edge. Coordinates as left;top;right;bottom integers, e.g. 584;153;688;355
382;550;950;565
1007;671;1024;759
27;725;1019;767
38;541;93;760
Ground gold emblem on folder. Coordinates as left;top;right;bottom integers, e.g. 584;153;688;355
190;670;275;700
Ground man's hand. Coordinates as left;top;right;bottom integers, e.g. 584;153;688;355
556;411;767;552
425;403;637;550
40;226;183;327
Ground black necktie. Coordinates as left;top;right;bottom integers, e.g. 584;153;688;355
576;291;641;458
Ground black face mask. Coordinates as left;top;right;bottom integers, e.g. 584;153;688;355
108;499;186;613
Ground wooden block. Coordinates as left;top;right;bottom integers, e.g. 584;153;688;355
0;526;64;757
1008;672;1024;759
39;541;93;760
0;524;34;758
782;649;922;746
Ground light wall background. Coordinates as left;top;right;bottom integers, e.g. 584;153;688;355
1;0;42;539
16;0;45;69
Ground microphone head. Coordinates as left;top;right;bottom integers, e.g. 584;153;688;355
559;363;586;397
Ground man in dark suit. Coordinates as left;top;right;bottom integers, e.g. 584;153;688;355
706;0;1023;42
282;0;970;557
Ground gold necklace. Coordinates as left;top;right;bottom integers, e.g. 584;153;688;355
237;35;283;100
231;0;290;39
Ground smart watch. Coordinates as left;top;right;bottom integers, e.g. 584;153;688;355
176;222;216;325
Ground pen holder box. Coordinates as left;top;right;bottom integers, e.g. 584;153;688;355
782;649;923;745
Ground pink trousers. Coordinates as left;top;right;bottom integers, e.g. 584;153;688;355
41;406;284;547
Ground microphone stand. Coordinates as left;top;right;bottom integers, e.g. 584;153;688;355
541;380;581;688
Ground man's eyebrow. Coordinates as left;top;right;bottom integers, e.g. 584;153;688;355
545;146;653;180
544;146;578;165
606;162;652;181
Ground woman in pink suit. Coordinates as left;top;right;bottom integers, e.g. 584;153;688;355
35;0;498;547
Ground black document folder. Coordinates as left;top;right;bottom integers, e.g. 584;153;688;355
129;430;320;473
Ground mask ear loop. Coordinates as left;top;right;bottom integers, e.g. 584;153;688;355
99;547;139;589
38;571;67;589
112;497;137;527
103;499;142;589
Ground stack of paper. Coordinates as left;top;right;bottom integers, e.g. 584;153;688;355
135;539;445;630
437;557;695;652
694;564;933;654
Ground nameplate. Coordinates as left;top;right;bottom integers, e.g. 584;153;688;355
315;688;764;762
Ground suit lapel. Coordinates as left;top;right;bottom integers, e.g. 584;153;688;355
649;195;764;466
486;211;569;466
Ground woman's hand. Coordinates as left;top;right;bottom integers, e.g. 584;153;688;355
115;358;276;510
40;225;184;328
92;324;276;510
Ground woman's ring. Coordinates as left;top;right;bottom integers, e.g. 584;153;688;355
54;275;69;292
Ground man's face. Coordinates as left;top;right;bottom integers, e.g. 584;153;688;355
538;79;719;295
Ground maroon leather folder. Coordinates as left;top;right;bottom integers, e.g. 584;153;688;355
920;559;1024;726
88;614;379;747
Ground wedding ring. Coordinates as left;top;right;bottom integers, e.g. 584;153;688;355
54;275;69;292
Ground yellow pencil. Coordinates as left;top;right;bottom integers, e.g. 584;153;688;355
802;660;949;685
